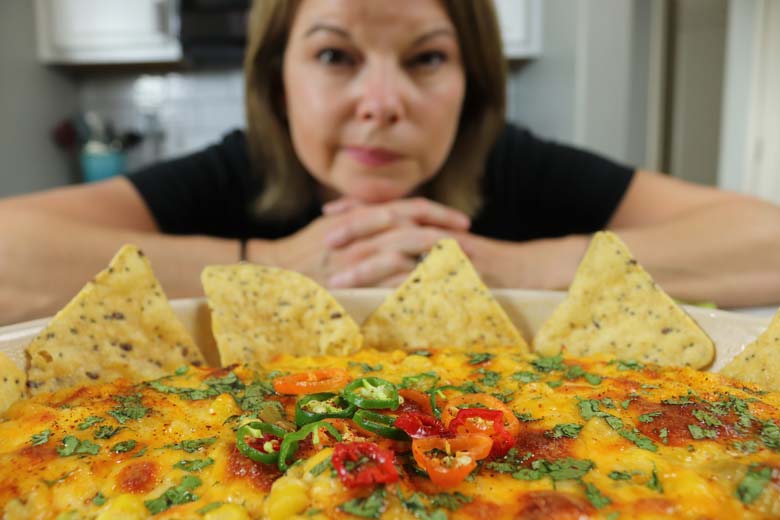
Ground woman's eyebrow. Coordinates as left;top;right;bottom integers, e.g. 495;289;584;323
412;27;455;46
304;23;351;39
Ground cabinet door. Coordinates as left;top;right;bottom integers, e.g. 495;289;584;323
494;0;542;58
35;0;181;63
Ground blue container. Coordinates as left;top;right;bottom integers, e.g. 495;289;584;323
80;148;127;183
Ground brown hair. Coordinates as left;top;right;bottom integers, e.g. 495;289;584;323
244;0;506;219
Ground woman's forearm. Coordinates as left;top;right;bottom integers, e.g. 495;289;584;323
0;210;243;324
616;198;780;308
473;198;780;308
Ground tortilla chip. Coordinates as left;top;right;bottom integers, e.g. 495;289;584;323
721;309;780;390
202;264;362;367
25;245;203;394
0;353;25;414
533;231;715;368
361;238;528;351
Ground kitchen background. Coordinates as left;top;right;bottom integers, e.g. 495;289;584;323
0;0;777;201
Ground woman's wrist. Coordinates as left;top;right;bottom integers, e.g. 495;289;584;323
244;238;281;266
472;235;588;290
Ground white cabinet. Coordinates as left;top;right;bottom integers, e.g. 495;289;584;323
495;0;543;58
34;0;181;64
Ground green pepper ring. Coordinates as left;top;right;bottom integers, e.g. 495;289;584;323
236;421;287;464
278;420;343;471
344;377;400;410
294;392;357;426
353;410;409;440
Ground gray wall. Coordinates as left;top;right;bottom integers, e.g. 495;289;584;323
506;0;652;169
0;0;79;197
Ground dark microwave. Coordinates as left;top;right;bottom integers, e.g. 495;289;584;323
179;0;250;66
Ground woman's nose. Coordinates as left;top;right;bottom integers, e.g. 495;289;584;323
355;63;405;126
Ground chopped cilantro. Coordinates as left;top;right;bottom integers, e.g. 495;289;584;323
512;457;594;482
485;448;533;473
647;467;663;493
452;381;481;394
339;487;386;518
430;492;473;511
759;420;780;451
144;475;201;514
563;365;602;385
30;429;52;447
474;368;501;387
56;436;100;457
466;352;494;365
173;457;214;472
164;437;217;453
547;423;583;439
77;416;104;430
611;360;644;371
197;502;223;515
732;440;761;454
411;350;432;357
578;399;608;420
510;371;540;384
692;409;723;427
659;428;669;444
619;398;633;410
108;393;148;424
93;425;123;439
112;440;137;453
638;412;662;423
514;411;540;422
92;492;107;506
42;471;73;487
491;390;515;404
661;394;695;406
736;464;772;504
396;490;447;520
546;380;563;389
608;471;633;481
531;355;565;372
582;481;612;509
603;416;657;452
174;366;189;376
584;373;603;385
240;381;277;411
688;424;718;440
348;361;383;373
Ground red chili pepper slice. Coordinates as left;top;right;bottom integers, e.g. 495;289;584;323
448;408;514;457
394;412;447;439
331;442;400;489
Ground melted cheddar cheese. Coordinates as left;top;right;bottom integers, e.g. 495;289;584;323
1;346;779;519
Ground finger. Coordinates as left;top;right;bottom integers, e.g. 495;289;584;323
327;252;416;289
323;206;398;248
376;272;412;288
369;226;460;258
322;197;363;216
384;197;471;230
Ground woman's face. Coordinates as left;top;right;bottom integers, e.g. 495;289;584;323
282;0;465;203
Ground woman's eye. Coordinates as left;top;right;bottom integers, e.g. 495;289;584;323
316;48;355;67
408;51;447;69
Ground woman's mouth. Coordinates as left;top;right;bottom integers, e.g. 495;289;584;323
344;146;403;167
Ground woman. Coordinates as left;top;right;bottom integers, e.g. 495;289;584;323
0;0;779;325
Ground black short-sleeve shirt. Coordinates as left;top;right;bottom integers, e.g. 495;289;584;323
126;123;635;241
